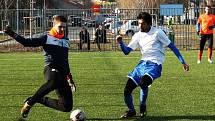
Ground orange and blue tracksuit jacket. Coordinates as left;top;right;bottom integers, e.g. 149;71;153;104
196;13;215;34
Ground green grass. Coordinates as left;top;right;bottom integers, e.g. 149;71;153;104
0;51;215;121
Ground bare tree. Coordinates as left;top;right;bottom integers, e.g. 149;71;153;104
0;0;4;9
0;0;15;9
0;0;33;9
82;0;91;9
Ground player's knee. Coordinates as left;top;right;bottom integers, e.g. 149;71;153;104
124;78;136;96
61;104;73;112
140;75;152;89
59;100;73;112
64;107;73;112
124;87;132;96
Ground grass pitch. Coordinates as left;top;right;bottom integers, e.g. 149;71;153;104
0;51;215;121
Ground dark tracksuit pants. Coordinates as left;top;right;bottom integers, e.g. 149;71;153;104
27;65;73;112
198;34;213;60
200;34;213;51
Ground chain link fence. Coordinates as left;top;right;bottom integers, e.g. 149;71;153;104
0;7;213;52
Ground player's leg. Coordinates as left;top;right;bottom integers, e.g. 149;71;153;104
39;80;73;112
96;39;101;50
138;62;162;117
21;66;59;118
139;75;152;117
21;80;56;118
79;40;83;50
55;81;73;112
121;78;137;118
207;34;213;63
198;35;207;63
140;88;148;117
87;39;90;51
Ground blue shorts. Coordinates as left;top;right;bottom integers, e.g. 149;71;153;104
128;60;162;86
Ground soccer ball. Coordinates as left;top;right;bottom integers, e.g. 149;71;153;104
70;109;86;121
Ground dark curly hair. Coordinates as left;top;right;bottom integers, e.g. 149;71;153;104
137;12;152;25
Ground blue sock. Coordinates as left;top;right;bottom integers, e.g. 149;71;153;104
124;95;135;112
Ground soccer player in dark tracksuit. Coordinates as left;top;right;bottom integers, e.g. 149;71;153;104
4;15;76;119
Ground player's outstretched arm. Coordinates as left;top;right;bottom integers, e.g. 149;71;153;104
116;35;133;55
4;25;18;38
4;25;46;47
168;42;189;71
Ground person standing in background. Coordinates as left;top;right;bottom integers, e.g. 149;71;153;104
196;5;215;64
95;25;107;51
79;27;90;51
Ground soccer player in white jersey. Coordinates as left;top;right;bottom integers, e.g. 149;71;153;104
116;12;189;118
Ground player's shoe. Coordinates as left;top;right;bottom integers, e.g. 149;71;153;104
208;59;213;64
21;97;32;118
120;110;136;118
140;105;147;117
197;60;201;64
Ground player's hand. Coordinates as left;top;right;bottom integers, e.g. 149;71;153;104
68;80;76;92
197;31;200;36
4;25;16;38
67;73;76;92
183;64;189;71
116;35;122;43
208;26;213;30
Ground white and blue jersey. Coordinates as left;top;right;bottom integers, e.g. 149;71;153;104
119;27;185;85
128;27;171;65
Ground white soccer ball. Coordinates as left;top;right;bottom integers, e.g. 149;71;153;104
70;109;86;121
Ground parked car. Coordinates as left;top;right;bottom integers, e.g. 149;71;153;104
110;21;123;34
83;19;96;27
104;16;119;29
119;20;139;37
95;14;109;26
119;20;170;37
68;15;82;27
95;14;117;26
